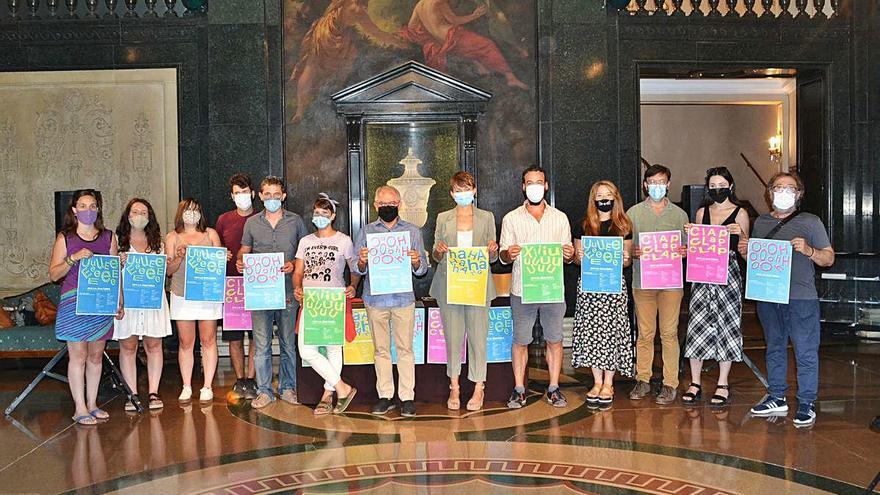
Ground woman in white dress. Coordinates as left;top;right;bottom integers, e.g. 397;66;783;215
165;199;224;403
114;199;172;411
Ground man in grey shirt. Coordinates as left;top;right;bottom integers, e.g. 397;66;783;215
237;176;309;409
739;172;834;428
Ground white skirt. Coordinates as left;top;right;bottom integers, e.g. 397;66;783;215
170;292;223;321
114;292;173;340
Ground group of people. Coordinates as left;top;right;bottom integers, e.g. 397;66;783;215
48;163;833;427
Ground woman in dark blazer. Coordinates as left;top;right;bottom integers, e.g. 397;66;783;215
430;171;498;411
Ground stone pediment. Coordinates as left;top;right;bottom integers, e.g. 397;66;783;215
332;61;491;115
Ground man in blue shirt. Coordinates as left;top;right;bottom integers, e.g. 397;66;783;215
353;185;428;417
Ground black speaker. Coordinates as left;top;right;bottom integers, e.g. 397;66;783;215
680;185;705;223
55;190;102;233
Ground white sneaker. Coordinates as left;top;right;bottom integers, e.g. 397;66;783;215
199;387;213;402
178;385;192;401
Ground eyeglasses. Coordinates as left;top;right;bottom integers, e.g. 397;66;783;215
646;180;668;186
770;185;798;193
262;193;284;200
524;181;545;186
376;202;399;208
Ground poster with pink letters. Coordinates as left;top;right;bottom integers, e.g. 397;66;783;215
639;230;683;289
426;307;466;365
685;224;730;285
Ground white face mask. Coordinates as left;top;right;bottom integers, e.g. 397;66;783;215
129;215;149;230
233;193;252;211
182;210;201;225
525;184;545;204
772;190;797;211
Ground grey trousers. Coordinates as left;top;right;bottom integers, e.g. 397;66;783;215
436;300;489;382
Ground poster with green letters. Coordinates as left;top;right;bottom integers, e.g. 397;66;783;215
303;287;346;346
520;243;564;304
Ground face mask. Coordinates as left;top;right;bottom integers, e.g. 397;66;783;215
453;191;475;207
525;184;545;204
75;209;98;225
647;184;667;202
377;205;398;223
182;210;201;225
233;193;252;211
773;190;797;211
129;215;149;230
312;215;331;229
708;188;731;204
595;199;614;213
263;199;282;213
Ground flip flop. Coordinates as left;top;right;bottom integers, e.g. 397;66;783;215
89;408;109;420
313;400;334;416
72;414;97;426
333;387;358;414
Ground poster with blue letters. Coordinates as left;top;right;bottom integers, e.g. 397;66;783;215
183;246;226;302
390;306;425;365
122;253;167;310
580;236;624;294
487;306;514;363
76;255;121;316
243;253;286;311
366;231;412;295
745;238;792;304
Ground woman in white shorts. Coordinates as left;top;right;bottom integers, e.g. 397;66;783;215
165;198;224;403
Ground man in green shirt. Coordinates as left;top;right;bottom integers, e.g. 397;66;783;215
627;165;688;405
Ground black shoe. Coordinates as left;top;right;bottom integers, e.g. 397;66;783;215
243;379;258;400
507;389;527;409
400;400;416;417
371;398;396;415
231;379;247;399
546;388;568;408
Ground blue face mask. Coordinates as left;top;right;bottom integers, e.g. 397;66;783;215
263;199;282;213
312;215;331;229
453;191;475;207
647;184;667;201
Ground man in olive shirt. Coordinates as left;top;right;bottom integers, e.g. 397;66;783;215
627;165;688;405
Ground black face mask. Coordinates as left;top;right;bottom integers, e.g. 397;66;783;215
708;188;731;204
595;199;614;213
377;205;398;223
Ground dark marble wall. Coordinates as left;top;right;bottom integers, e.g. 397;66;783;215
1;0;876;268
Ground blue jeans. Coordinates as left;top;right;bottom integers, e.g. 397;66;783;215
756;299;820;403
251;297;298;397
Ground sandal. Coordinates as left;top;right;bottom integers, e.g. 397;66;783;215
148;393;164;410
598;385;614;405
585;385;601;404
710;384;731;407
313;399;334;416
466;383;485;411
681;383;702;404
447;385;461;410
333;387;357;414
89;408;109;420
125;395;140;412
72;414;98;425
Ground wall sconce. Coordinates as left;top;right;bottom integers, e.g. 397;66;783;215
768;134;783;163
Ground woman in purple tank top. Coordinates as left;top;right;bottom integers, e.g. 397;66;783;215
49;189;124;425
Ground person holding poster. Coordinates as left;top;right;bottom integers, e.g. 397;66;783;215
238;176;309;409
572;181;634;407
165;199;224;403
215;173;258;400
353;185;428;417
627;164;688;405
499;165;574;409
49;189;124;425
738;172;834;427
430;172;498;411
293;194;360;415
114;198;172;411
681;168;750;407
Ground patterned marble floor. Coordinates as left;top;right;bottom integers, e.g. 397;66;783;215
0;341;878;495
